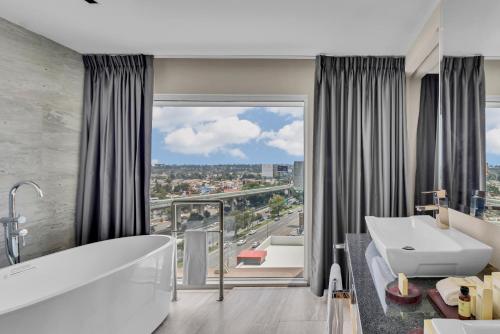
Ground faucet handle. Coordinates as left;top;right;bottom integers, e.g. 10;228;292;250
18;229;28;247
422;189;447;199
17;216;27;224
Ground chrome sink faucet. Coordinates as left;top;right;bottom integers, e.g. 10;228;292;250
415;189;450;229
1;181;43;265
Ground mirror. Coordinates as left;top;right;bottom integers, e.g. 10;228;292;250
441;0;500;223
407;4;440;214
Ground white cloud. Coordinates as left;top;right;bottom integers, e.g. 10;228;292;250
153;106;253;133
486;108;500;130
152;106;303;133
151;159;159;166
152;105;304;159
261;120;304;156
266;107;303;119
163;117;260;156
227;148;247;159
486;108;500;155
487;128;500;154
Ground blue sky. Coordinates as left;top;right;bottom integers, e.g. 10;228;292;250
152;106;500;166
151;106;304;165
487;107;500;165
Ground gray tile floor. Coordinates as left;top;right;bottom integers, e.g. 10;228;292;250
153;287;329;334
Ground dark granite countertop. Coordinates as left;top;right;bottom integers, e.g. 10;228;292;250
346;234;442;334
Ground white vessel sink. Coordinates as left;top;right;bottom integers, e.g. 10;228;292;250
365;215;492;277
431;319;500;334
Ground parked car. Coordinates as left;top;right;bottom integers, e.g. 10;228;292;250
288;210;293;215
223;242;230;249
274;217;280;221
248;229;256;235
251;241;260;248
236;239;247;246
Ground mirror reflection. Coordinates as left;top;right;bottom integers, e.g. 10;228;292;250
439;0;500;223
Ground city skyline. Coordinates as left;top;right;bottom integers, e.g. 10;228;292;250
152;106;304;165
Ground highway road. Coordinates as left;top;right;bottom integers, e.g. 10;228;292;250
150;184;292;210
208;207;302;268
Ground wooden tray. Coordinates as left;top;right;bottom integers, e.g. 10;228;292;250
386;281;423;305
427;288;460;319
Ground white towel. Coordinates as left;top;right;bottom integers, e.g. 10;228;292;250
182;230;208;286
365;242;396;313
371;256;397;307
436;276;483;306
327;263;343;334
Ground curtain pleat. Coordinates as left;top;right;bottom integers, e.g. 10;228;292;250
311;56;408;296
440;56;486;212
415;74;439;206
76;55;154;245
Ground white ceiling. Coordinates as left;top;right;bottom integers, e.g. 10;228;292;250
442;0;500;57
0;0;438;56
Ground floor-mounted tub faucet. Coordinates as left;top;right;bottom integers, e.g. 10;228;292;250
1;181;43;265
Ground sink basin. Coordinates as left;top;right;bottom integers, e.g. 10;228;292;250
365;215;492;277
431;319;500;334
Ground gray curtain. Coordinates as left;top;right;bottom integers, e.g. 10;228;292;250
440;56;486;212
415;74;439;206
76;55;154;245
311;56;408;296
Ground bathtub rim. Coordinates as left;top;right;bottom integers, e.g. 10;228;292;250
0;234;173;316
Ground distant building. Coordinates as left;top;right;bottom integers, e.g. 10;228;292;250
261;164;274;178
293;161;304;189
262;163;291;179
273;164;289;178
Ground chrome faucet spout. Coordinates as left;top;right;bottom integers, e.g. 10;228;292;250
8;181;44;218
2;181;44;265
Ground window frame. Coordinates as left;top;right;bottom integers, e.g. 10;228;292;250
152;94;310;285
485;96;500;215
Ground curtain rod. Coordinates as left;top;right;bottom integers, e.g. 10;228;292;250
153;54;406;60
154;55;316;59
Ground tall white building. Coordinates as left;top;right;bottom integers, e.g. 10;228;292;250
293;161;304;189
261;164;274;178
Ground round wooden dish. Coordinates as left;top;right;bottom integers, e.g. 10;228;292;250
385;281;422;305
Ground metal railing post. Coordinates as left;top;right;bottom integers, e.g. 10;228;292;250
170;200;224;302
218;200;224;301
172;203;178;302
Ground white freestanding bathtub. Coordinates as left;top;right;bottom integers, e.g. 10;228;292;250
0;235;174;334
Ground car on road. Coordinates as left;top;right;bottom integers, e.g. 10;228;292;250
223;242;231;249
248;229;256;235
274;217;279;221
236;239;247;246
288;210;293;215
251;241;260;248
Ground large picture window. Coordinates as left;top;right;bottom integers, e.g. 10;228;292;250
486;99;500;223
150;96;306;280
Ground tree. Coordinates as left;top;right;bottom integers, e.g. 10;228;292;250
188;212;204;221
203;210;211;219
487;182;500;196
242;182;262;190
151;180;171;199
173;183;190;194
234;209;255;236
268;194;286;217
